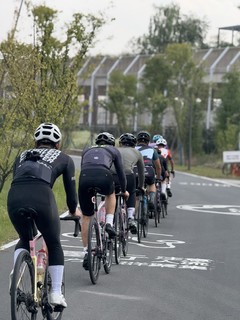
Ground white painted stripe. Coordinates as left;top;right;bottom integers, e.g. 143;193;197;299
78;290;145;301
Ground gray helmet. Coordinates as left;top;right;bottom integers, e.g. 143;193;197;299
95;132;115;146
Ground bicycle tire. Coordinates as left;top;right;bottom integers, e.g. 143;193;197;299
160;194;165;218
121;206;129;257
11;249;37;320
143;195;149;238
164;199;168;216
103;236;113;274
143;209;149;238
137;199;143;243
154;193;158;227
114;207;122;264
88;216;101;284
156;186;161;223
41;267;65;320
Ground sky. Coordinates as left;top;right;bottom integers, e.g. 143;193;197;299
1;0;240;55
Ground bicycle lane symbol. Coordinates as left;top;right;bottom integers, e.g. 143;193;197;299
177;205;240;216
120;233;214;270
130;232;185;249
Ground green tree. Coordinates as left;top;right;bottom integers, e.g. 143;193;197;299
103;70;137;134
0;2;104;192
141;54;171;132
166;43;206;165
141;43;206;165
215;70;240;151
134;3;208;54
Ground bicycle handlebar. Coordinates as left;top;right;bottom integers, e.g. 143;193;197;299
60;214;81;237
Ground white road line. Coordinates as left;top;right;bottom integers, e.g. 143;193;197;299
78;290;145;301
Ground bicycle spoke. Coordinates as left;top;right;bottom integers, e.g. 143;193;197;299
11;250;37;320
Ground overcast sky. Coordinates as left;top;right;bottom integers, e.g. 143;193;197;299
1;0;240;55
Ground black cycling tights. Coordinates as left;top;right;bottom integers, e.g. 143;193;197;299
7;181;64;266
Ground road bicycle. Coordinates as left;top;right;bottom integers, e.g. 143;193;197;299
114;193;129;264
87;188;113;284
135;188;149;243
10;208;80;320
160;181;168;217
154;181;162;224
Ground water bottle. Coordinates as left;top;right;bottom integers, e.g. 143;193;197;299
37;249;47;275
98;205;106;226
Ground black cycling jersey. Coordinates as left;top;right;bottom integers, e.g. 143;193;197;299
12;147;77;213
8;146;78;266
81;145;126;192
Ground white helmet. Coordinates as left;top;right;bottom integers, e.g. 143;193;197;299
34;123;62;143
156;137;167;146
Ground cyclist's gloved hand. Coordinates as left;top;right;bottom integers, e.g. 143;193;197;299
171;170;175;177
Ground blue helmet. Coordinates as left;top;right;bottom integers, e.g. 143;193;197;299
153;134;162;143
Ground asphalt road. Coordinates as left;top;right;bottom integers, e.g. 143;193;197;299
1;171;240;320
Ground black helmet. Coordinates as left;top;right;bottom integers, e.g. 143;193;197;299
95;132;115;146
136;131;151;143
119;133;136;147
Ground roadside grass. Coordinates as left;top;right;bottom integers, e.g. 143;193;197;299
176;164;240;179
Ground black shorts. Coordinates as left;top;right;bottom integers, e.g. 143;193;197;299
78;167;115;216
7;181;64;266
134;165;155;186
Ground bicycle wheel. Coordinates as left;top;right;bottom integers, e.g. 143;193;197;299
114;207;122;264
103;235;113;274
154;193;158;227
11;249;37;320
88;216;101;284
137;199;143;243
156;187;162;223
160;193;166;218
41;267;65;320
143;209;149;238
121;207;129;257
143;196;149;238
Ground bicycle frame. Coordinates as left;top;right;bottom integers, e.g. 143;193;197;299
87;191;113;284
114;193;128;263
92;194;105;252
29;232;46;303
11;210;79;320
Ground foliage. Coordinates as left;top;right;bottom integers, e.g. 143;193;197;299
166;43;206;153
141;43;207;162
214;70;240;151
0;2;104;192
134;3;209;54
102;70;137;134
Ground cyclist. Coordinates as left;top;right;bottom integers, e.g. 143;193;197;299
155;137;175;197
135;131;162;210
154;145;168;203
7;123;80;308
149;134;163;148
78;132;129;270
112;133;145;234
